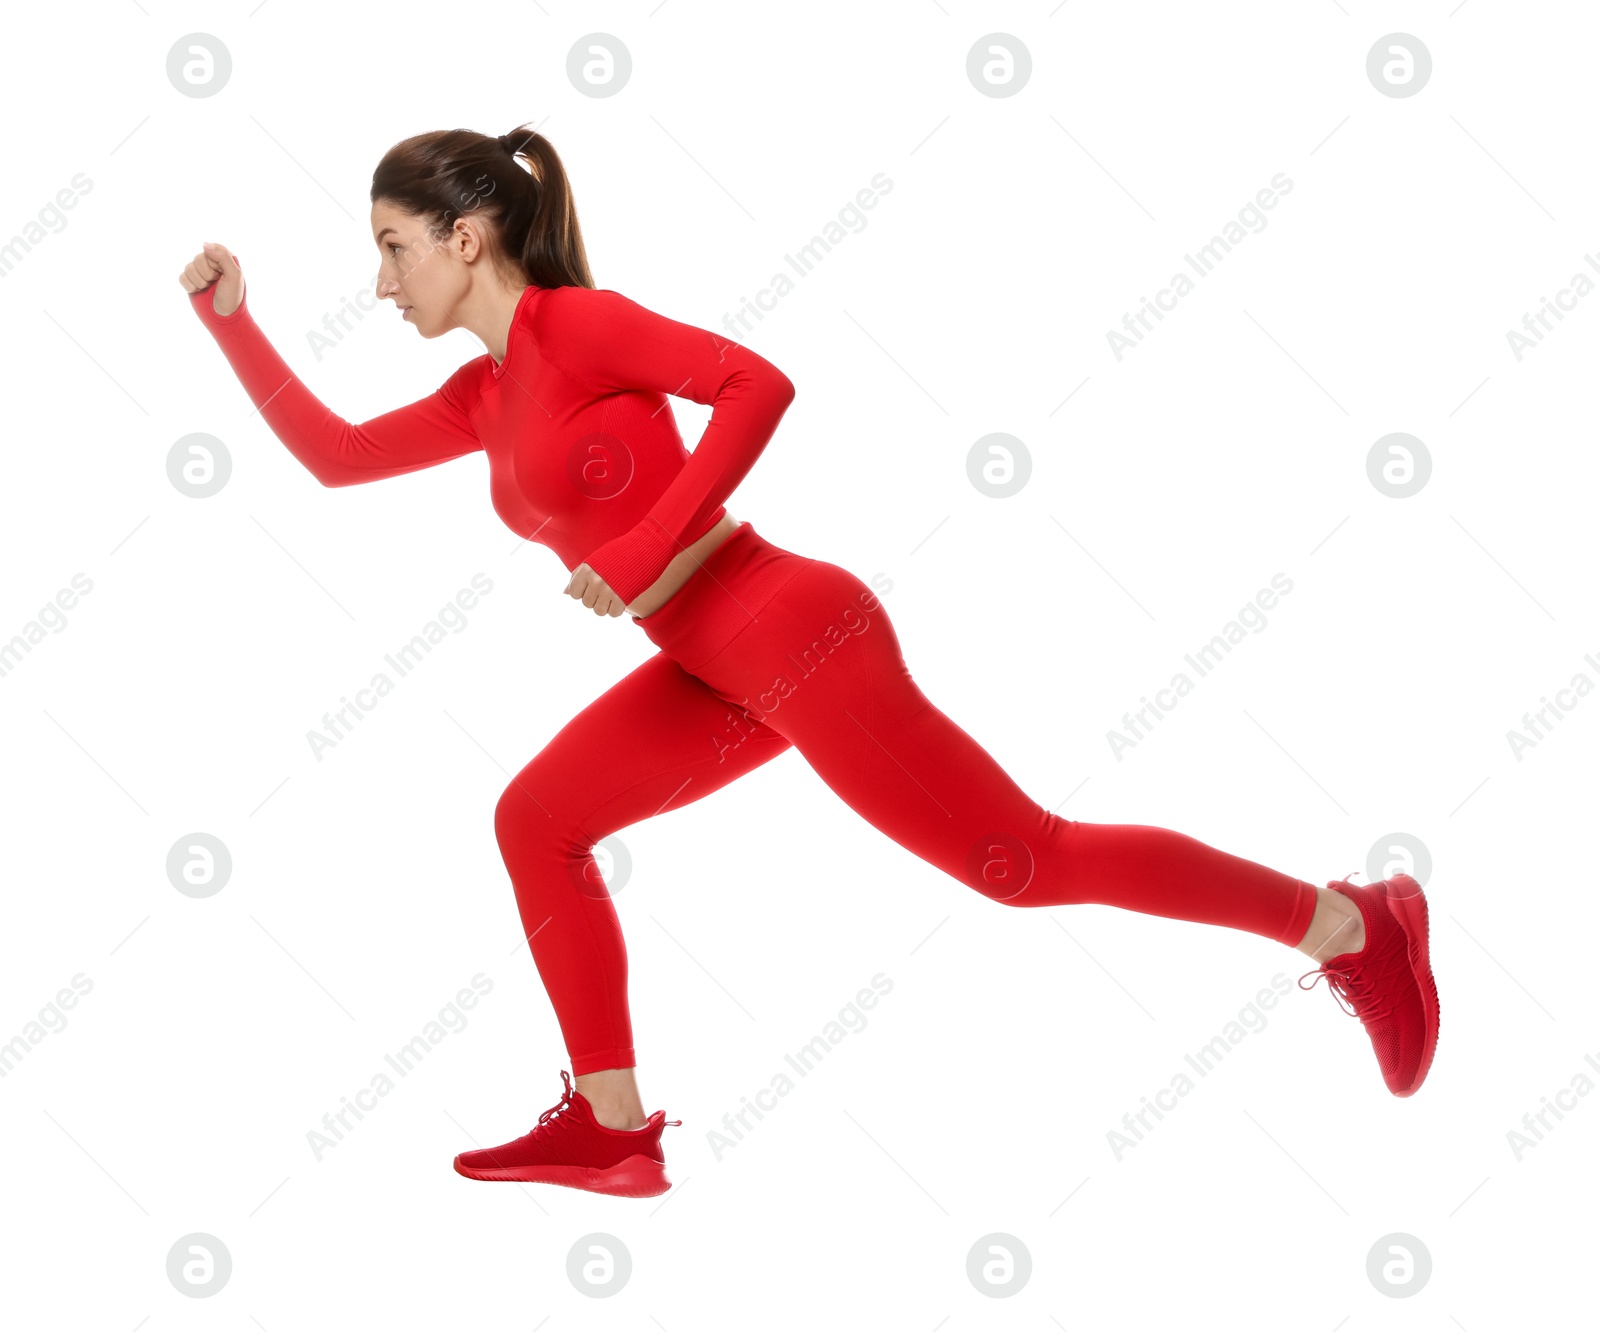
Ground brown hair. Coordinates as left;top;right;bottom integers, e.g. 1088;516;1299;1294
369;125;594;289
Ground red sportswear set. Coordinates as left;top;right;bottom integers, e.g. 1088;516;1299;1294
191;278;1321;1077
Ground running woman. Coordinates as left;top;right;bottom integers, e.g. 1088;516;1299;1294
178;125;1440;1199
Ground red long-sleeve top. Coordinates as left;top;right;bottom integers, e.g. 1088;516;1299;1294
188;278;796;606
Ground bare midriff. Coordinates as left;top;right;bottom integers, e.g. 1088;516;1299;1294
625;512;741;619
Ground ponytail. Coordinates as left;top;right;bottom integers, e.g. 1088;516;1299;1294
369;124;594;289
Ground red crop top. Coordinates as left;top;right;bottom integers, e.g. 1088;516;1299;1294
188;276;796;606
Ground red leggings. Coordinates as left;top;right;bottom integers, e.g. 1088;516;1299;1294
493;522;1320;1075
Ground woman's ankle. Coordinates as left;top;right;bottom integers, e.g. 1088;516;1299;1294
586;1098;649;1131
1296;886;1366;962
575;1066;647;1130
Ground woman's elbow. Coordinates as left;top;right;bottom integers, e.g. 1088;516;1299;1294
313;461;371;488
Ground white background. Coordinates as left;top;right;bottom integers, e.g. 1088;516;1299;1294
1;0;1593;1326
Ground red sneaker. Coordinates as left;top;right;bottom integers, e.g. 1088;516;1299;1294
1298;873;1441;1097
453;1069;683;1196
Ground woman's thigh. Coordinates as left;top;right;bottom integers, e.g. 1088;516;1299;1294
684;559;1037;891
496;647;794;847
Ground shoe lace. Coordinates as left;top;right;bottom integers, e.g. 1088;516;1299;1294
535;1070;685;1133
1298;934;1405;1026
533;1069;581;1138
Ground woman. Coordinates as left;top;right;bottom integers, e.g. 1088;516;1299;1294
178;125;1440;1199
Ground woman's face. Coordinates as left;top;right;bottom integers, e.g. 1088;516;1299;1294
370;199;473;338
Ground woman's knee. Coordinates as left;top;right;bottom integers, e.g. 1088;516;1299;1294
494;767;589;858
494;774;614;905
963;829;1083;907
494;771;540;845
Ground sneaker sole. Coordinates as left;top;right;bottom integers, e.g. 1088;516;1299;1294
1383;873;1440;1096
452;1151;673;1197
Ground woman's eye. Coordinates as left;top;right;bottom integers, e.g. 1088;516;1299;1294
389;244;401;255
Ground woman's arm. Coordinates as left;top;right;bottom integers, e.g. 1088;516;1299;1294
189;286;485;488
530;285;796;605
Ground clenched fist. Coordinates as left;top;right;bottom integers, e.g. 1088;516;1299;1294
565;564;629;618
177;241;244;317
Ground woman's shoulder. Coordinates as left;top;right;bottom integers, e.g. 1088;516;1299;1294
527;283;646;334
439;351;494;410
